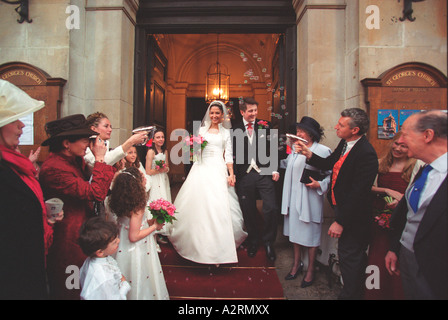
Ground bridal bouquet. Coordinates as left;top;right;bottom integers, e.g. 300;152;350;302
155;159;167;170
183;134;208;163
149;198;177;224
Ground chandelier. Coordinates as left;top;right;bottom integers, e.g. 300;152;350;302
205;34;230;103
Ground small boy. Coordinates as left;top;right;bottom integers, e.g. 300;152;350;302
78;217;131;300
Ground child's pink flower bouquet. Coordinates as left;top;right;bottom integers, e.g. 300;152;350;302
155;160;167;170
149;198;177;224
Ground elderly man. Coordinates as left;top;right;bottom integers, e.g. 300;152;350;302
297;108;378;299
385;110;447;300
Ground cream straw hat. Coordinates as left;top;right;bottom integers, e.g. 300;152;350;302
0;79;45;128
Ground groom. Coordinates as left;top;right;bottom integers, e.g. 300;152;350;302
232;97;279;261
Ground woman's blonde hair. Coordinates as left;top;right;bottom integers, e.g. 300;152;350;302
378;131;416;183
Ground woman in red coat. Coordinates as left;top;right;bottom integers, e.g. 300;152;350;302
39;114;117;300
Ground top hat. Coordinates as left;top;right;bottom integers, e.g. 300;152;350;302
41;114;97;146
296;116;323;142
0;79;45;128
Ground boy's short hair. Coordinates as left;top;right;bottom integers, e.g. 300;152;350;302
78;217;119;257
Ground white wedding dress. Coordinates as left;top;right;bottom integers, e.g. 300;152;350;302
168;124;247;264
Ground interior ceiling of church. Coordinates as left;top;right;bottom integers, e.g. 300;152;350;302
152;33;281;88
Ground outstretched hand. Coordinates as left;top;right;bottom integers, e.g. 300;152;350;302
294;141;312;159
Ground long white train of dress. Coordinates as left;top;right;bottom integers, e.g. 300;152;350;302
168;128;247;264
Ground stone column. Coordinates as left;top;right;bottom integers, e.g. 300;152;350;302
68;0;138;149
294;0;347;149
293;0;348;270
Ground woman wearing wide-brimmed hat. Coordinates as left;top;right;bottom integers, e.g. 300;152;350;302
39;113;116;300
281;116;331;287
0;80;63;299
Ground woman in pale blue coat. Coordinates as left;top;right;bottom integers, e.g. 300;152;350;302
281;117;331;287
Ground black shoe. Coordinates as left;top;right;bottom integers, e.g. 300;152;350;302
265;244;276;261
247;245;258;257
284;261;304;280
300;276;314;288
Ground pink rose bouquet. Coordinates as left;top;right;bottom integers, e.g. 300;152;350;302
155;159;167;170
149;198;177;224
183;134;208;162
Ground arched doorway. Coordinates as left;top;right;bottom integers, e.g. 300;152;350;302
133;0;297;180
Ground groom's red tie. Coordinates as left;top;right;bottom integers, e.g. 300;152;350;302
246;122;253;137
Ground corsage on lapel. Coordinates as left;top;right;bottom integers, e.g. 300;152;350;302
257;120;269;129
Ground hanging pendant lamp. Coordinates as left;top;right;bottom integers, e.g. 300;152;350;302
205;34;230;103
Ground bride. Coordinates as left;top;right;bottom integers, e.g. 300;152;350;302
168;100;247;264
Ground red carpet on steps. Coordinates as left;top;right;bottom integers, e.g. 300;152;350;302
159;243;284;300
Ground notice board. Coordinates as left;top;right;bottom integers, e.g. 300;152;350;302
0;62;66;162
361;62;447;157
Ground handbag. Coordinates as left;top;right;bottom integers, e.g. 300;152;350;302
300;168;326;184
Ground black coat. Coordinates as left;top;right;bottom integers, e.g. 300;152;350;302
232;119;278;178
0;160;48;299
390;175;448;299
307;135;378;242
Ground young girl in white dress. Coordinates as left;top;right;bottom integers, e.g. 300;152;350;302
146;129;171;202
168;101;247;265
145;129;171;246
108;166;169;300
125;146;151;194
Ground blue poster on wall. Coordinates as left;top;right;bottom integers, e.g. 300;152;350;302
399;110;422;128
378;109;399;139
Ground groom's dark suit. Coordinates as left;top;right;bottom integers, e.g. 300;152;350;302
232;119;279;254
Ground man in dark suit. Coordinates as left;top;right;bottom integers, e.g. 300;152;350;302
232;97;279;261
297;108;378;299
385;110;447;299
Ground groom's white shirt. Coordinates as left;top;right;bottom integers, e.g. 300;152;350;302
242;118;279;177
242;118;261;174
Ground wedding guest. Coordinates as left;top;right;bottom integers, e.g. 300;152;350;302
365;132;417;299
296;108;378;299
78;217;131;300
84;112;147;167
0;80;62;299
39;114;116;300
385;110;447;299
108;167;169;300
281;117;331;288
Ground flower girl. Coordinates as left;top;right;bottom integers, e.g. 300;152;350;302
145;128;171;202
108;166;169;300
145;128;171;245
